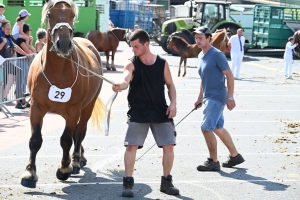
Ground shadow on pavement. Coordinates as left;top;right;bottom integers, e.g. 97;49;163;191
24;168;193;199
219;168;289;191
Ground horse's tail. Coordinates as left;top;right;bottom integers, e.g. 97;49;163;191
91;97;107;132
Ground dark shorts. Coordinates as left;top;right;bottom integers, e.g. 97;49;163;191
124;122;176;149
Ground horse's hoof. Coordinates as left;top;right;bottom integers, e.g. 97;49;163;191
56;169;71;181
72;167;80;174
106;67;111;70
183;74;186;77
111;67;116;71
80;161;87;168
21;178;37;188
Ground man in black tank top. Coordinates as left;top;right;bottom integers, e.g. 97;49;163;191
112;29;179;197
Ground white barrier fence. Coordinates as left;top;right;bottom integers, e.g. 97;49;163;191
0;55;35;117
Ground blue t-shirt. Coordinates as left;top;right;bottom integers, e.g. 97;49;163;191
198;47;229;104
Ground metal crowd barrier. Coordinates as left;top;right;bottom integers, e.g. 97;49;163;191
0;55;35;117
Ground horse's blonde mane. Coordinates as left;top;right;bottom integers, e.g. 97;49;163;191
41;0;78;27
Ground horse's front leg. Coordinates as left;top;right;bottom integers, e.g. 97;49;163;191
183;58;187;77
71;100;95;174
178;57;183;77
56;110;80;181
105;51;111;70
21;105;46;188
111;49;116;71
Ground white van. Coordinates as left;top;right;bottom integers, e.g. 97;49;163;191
229;4;255;44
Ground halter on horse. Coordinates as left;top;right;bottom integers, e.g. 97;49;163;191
86;28;128;71
21;0;106;188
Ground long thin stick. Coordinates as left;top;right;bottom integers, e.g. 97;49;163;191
135;105;200;161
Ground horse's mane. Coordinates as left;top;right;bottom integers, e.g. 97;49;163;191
41;0;78;27
171;36;189;47
75;39;99;68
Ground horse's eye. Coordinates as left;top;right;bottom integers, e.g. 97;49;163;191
46;14;51;19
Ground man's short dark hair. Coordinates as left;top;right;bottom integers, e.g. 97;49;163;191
129;29;149;45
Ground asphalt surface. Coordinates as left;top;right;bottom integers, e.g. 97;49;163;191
0;41;299;200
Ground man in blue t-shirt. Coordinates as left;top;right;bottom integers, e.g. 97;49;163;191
193;26;245;171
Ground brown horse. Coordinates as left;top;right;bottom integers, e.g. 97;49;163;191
21;0;106;188
168;36;201;77
86;28;128;71
168;28;229;77
293;30;300;56
212;28;229;53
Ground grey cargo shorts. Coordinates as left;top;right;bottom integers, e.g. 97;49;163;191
124;122;176;149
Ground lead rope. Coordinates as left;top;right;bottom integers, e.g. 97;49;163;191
135;103;202;161
64;45;118;135
40;50;79;88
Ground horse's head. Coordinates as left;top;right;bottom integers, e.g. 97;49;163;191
212;28;228;53
167;36;188;52
293;31;300;55
110;28;127;42
42;0;78;56
125;29;132;46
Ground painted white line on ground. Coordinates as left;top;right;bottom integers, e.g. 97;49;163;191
112;110;300;112
0;179;299;188
39;120;295;123
1;153;299;159
176;89;296;92
188;182;224;200
27;134;289;138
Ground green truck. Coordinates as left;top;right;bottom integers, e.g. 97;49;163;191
247;4;300;50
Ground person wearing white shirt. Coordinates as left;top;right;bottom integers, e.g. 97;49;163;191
228;29;245;80
284;37;298;79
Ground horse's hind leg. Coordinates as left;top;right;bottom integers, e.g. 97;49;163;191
111;49;116;71
183;59;187;77
178;58;183;77
21;105;46;188
56;110;81;181
105;51;111;70
71;99;97;174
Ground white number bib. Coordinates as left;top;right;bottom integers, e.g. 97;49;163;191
48;85;72;102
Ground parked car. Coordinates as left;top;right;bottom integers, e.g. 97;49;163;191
165;10;170;20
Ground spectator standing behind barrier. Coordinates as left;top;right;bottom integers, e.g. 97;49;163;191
35;28;47;53
284;37;298;80
228;28;245;80
134;24;140;30
193;26;245;171
112;29;179;197
12;9;32;47
15;23;35;108
0;20;30;109
0;4;6;28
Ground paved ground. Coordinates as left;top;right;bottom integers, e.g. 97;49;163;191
0;41;299;200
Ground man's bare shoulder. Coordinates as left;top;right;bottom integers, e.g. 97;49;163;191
124;60;134;71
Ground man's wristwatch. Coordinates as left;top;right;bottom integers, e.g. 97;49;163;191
227;96;234;101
